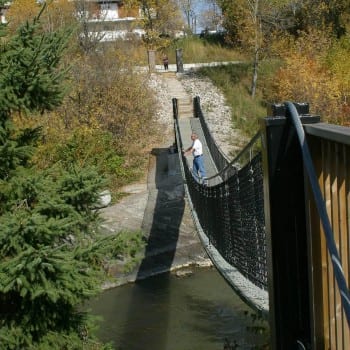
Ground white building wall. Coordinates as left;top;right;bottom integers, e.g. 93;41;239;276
100;2;118;21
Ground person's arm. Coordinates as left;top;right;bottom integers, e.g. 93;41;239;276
183;145;193;156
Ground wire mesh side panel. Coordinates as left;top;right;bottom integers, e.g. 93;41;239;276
193;97;234;179
237;154;267;289
185;151;268;290
174;97;267;291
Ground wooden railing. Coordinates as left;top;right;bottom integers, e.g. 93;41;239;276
261;104;350;350
305;123;350;350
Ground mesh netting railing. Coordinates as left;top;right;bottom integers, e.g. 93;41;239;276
175;98;268;291
193;96;234;180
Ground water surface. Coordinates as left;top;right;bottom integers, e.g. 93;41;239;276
88;267;269;350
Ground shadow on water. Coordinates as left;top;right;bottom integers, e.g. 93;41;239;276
117;146;185;350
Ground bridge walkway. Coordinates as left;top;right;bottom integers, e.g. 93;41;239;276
163;72;219;181
165;72;269;316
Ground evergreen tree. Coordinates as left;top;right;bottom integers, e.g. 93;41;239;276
0;8;114;349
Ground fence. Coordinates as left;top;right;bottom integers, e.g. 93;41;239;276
261;102;350;350
305;122;350;350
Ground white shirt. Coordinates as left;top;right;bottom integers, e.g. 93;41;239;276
192;139;203;157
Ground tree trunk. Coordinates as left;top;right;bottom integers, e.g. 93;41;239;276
251;48;259;98
250;0;260;98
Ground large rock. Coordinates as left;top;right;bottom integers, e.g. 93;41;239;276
97;190;112;208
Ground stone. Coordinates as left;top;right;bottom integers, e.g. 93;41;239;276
97;190;112;208
174;269;193;278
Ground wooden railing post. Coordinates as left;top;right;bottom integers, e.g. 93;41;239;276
260;103;319;349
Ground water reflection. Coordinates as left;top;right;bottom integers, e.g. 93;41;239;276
122;276;173;349
88;268;269;350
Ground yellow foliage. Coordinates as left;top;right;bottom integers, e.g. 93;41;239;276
265;29;350;125
268;53;342;122
41;0;76;33
30;46;161;176
6;0;76;36
6;0;41;32
326;38;350;99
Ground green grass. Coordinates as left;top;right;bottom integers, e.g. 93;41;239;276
104;35;244;66
198;59;282;138
167;35;245;64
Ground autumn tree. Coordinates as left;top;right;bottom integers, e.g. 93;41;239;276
290;0;350;37
126;0;184;49
264;28;350;125
41;0;76;33
5;0;40;33
200;0;222;32
74;0;108;54
5;0;77;37
218;0;290;97
44;48;160;175
325;36;350;122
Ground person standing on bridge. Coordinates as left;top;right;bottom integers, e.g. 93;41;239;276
162;54;169;70
183;132;206;181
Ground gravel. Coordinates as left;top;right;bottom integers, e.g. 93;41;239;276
148;71;246;158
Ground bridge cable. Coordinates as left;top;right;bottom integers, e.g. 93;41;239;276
285;101;350;326
203;132;261;183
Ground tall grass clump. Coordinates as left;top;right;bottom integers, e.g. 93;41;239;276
199;63;264;137
168;35;244;64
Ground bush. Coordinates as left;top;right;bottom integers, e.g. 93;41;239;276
30;47;162;196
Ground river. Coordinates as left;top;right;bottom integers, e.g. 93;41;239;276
88;267;269;350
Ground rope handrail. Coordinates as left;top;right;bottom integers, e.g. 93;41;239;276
194;96;231;175
203;131;261;182
285;101;350;326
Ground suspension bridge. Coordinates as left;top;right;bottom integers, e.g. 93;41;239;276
163;70;350;350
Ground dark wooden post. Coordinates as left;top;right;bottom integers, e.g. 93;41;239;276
260;103;319;350
193;96;200;118
176;48;184;73
172;98;178;120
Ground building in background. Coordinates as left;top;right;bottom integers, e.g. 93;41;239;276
1;0;185;42
0;0;144;41
78;0;144;41
0;1;10;23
